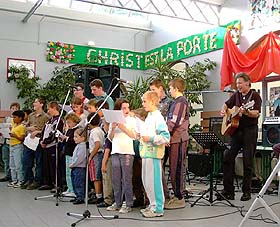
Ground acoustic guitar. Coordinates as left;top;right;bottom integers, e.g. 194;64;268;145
221;100;255;136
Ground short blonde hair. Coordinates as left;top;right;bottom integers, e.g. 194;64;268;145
131;108;148;119
143;91;160;106
65;113;80;124
88;99;97;107
74;128;87;140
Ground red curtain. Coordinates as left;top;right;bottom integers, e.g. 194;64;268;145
220;31;280;90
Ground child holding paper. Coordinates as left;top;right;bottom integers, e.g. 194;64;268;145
107;98;136;213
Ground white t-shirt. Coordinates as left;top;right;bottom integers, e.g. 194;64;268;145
89;127;105;153
109;116;136;155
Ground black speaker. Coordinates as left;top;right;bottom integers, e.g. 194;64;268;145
72;67;97;99
98;65;120;101
209;117;231;145
72;65;120;100
188;153;211;177
262;123;280;146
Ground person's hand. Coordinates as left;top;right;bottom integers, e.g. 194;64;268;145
40;141;46;148
112;122;118;129
30;131;38;139
27;126;37;132
141;136;151;142
165;142;170;147
239;106;248;116
9;132;15;138
118;123;125;131
59;135;67;141
136;133;141;140
101;162;107;173
220;109;226;117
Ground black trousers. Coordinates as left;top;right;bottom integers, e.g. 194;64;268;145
42;145;63;187
223;125;258;194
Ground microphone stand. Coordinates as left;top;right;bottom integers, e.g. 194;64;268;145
35;86;74;206
67;80;121;226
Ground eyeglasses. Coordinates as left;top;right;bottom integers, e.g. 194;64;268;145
73;87;83;91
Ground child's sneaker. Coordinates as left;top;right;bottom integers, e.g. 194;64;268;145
7;182;17;187
140;207;150;214
119;206;132;213
13;182;23;188
142;209;163;218
106;203;121;211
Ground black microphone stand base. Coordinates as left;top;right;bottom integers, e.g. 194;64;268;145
34;187;75;206
67;210;118;227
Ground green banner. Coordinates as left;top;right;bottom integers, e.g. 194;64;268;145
46;20;240;70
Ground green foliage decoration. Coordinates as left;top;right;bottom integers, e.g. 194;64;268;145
152;58;216;116
126;76;153;110
7;66;75;109
125;58;216;115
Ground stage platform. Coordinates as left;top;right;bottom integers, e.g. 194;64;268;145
0;172;279;227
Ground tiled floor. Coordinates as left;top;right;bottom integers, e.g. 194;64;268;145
0;173;279;227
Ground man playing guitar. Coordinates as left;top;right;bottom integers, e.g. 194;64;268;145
218;72;262;201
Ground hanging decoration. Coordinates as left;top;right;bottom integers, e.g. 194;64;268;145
46;20;240;70
46;41;75;64
220;31;280;90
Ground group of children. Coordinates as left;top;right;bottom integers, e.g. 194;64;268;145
0;77;189;218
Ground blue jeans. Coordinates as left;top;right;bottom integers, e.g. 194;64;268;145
22;144;43;184
2;144;10;178
71;167;86;200
9;144;24;183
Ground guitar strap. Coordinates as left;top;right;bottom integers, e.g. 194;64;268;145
246;90;254;104
240;90;254;105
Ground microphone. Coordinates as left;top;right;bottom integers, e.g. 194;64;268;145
114;77;133;85
223;88;236;93
68;84;77;89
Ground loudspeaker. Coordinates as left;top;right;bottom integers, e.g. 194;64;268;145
188;153;211;177
262;123;280;146
73;67;97;99
209;117;230;145
72;65;120;100
98;65;120;101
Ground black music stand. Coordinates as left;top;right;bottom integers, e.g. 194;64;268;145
190;132;234;207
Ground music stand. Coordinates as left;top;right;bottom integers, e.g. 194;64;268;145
190;132;235;207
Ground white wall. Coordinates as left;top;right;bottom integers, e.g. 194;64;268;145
0;6;149;109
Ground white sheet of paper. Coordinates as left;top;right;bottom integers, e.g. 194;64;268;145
135;117;146;134
0;123;11;138
23;133;40;151
59;104;72;113
102;109;125;123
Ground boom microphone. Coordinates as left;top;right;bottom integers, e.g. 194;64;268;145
114;77;133;85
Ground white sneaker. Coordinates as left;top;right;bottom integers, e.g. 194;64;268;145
140;207;150;214
62;191;76;197
119;206;132;213
7;182;17;187
106;203;121;211
13;182;22;188
142;209;163;218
